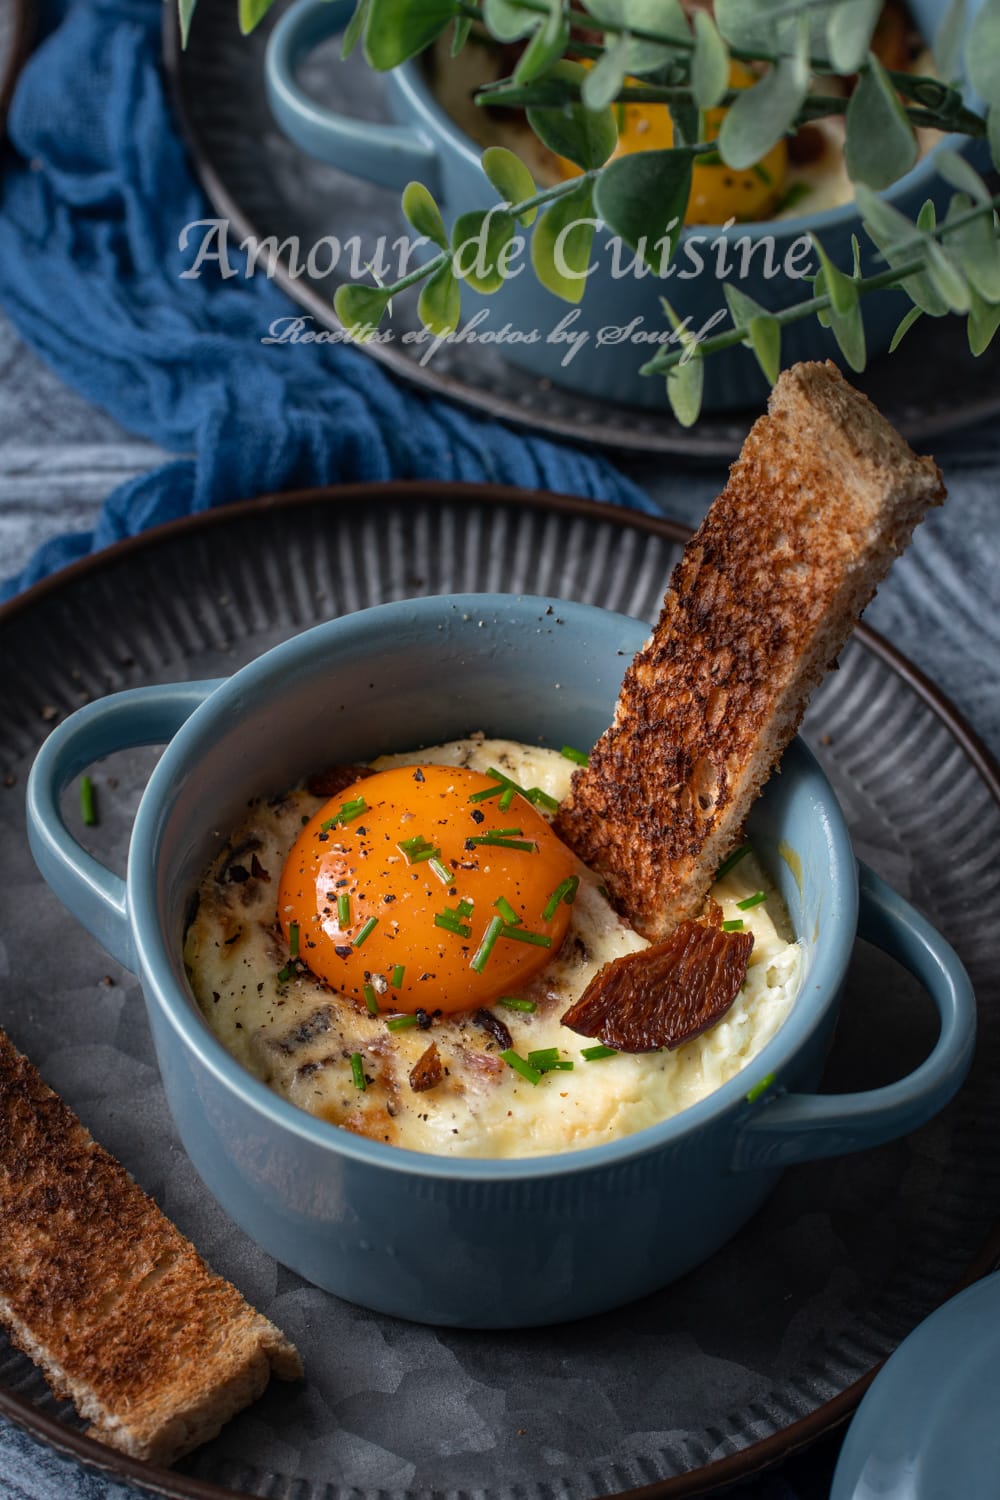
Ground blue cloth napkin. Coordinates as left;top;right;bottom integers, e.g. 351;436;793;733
0;0;654;601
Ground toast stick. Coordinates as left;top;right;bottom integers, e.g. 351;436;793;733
0;1027;302;1466
555;362;945;940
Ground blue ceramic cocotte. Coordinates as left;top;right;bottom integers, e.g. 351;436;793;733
264;0;976;411
27;597;975;1328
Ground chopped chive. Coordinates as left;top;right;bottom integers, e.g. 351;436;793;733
467;836;537;851
79;775;96;827
386;1012;419;1031
337;893;351;926
498;996;537;1012
545;1059;574;1071
434;912;472;938
457;898;474;918
499;786;516;811
746;1071;775;1103
581;1044;617;1061
527;787;559;811
485;827;523;837
560;745;589;766
471;914;504;973
320;818;337;832
722;918;745;931
350;1052;366;1089
494;895;520;926
500;1049;542;1085
288;922;300;959
390;963;405;988
752;161;773;185
338;797;367;824
716;844;752;880
527;1047;560;1066
500;924;551;948
353;916;379;947
398;834;441;864
428;856;452;884
363;983;379;1015
277;964;293;984
737;890;767;911
542;874;580;921
468;783;507;803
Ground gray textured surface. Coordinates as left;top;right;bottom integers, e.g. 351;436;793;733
0;303;998;1500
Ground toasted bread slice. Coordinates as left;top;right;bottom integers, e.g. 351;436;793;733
555;361;945;940
0;1028;302;1466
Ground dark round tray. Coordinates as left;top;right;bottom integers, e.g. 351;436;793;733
1;484;999;1500
165;0;1000;458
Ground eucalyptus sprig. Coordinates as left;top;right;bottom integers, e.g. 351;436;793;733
181;0;1000;424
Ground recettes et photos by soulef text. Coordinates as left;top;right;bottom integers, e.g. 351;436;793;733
1;361;947;1467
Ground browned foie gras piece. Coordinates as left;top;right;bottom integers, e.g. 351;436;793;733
409;1042;443;1093
555;362;945;940
305;763;375;798
561;921;754;1053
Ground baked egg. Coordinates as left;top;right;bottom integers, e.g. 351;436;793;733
184;737;801;1158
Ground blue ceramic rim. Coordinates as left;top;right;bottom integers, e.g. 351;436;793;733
376;20;966;243
127;593;859;1183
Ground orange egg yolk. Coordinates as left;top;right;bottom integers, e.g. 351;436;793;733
555;61;787;224
277;765;578;1015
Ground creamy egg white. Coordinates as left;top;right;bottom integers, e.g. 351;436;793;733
184;737;801;1158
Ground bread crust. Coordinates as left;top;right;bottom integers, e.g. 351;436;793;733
0;1028;302;1466
555;362;946;939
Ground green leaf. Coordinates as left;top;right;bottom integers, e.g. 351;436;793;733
341;0;371;59
723;282;769;328
990;104;1000;173
889;305;923;352
968;285;1000;354
845;53;917;188
948;194;1000;301
812;267;832;328
482;146;538;224
691;11;730;111
530;179;597;302
484;0;538;41
933;0;966;81
827;0;881;73
178;0;197;48
417;263;461;336
830;300;867;372
592;148;693;272
809;233;858;317
451;16;472;54
526;61;618;169
666;355;704;427
714;0;776;51
924;238;971;311
935;148;991;204
582;32;631;111
515;13;571;84
452;208;517;294
748;314;781;383
334;282;393;335
580;0;625;22
402;181;448;249
966;0;1000;107
669;99;701;149
854;182;918;248
718;28;809;171
621;0;687;72
365;0;457;68
238;0;275;35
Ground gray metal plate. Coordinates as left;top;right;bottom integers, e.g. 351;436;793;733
1;485;998;1500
